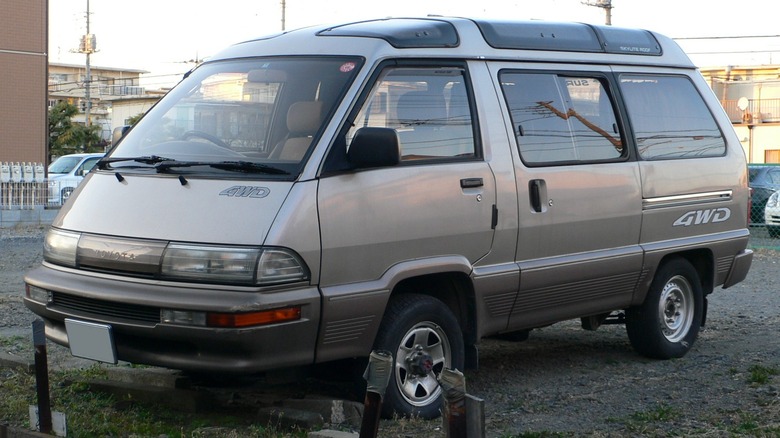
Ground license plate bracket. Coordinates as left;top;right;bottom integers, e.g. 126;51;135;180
64;318;118;364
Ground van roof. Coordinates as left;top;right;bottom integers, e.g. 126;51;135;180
211;17;694;68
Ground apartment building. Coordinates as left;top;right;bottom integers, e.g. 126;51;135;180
48;63;149;142
701;65;780;163
0;0;47;164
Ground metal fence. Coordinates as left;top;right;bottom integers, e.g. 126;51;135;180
0;162;61;210
722;98;780;124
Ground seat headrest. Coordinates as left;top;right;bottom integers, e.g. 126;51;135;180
287;101;324;134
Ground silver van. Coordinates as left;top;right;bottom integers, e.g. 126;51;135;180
24;17;753;418
47;152;104;205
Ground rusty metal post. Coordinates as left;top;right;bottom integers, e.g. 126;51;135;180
466;394;485;438
359;350;393;438
32;319;52;434
439;368;467;438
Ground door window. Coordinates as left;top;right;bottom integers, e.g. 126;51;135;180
500;72;624;165
346;66;476;161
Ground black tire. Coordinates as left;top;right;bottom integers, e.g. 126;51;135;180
373;294;464;419
768;226;780;238
626;257;703;359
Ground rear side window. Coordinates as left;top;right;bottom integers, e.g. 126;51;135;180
500;72;624;165
619;75;725;160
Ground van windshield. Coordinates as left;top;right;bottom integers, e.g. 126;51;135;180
109;57;362;177
49;156;82;174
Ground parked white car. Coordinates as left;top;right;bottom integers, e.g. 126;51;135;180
765;190;780;237
47;153;104;205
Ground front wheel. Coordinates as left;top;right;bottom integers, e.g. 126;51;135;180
373;294;464;419
626;257;703;359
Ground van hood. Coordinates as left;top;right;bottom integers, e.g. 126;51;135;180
54;173;292;245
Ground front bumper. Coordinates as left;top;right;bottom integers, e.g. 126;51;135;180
23;264;321;373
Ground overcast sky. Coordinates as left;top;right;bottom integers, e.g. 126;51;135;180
49;0;780;88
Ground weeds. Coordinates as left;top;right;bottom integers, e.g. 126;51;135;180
0;364;310;437
747;364;779;385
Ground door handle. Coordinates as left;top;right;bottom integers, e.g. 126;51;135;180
460;178;483;188
529;179;545;212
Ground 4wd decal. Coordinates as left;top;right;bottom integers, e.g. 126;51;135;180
219;186;270;199
673;208;731;227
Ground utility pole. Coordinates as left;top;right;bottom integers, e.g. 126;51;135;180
78;0;97;127
281;0;286;31
582;0;613;26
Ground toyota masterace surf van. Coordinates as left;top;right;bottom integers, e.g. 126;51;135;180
24;17;753;418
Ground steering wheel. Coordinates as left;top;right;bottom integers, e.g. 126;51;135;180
181;130;231;150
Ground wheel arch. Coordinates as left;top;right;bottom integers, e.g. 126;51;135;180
390;271;478;346
661;249;714;295
316;256;477;364
639;248;714;306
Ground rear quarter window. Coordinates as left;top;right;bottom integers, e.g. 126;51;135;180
619;74;725;160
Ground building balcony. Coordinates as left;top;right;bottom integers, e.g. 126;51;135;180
722;98;780;124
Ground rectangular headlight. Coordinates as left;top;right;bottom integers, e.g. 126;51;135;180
161;244;261;283
43;228;80;267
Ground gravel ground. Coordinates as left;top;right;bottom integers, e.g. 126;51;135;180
1;225;779;436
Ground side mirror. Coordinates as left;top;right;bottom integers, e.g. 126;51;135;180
111;125;131;149
347;127;401;169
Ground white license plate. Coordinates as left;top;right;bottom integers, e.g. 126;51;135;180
64;319;118;364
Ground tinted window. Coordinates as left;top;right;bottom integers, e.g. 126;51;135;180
500;72;623;164
620;75;725;160
346;66;476;161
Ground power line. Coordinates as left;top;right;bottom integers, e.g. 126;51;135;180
685;49;780;56
674;34;780;41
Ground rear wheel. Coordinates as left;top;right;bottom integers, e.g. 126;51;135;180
626;257;703;359
767;226;780;238
373;294;464;419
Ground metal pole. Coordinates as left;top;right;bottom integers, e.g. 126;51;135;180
32;319;52;434
359;350;393;438
84;0;92;129
280;0;286;31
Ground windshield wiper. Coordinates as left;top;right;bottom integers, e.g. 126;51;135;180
155;160;290;175
97;155;175;170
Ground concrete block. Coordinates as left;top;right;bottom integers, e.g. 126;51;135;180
0;210;22;228
307;430;359;438
104;367;191;389
0;351;34;373
86;379;212;413
0;424;54;438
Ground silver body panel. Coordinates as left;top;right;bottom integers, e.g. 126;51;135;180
24;17;752;373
